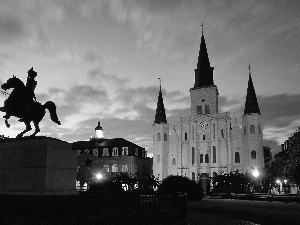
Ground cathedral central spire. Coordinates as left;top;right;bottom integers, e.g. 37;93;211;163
193;24;214;89
244;64;261;115
154;78;167;124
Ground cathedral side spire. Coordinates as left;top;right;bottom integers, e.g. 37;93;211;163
244;65;261;115
154;78;167;124
193;23;214;89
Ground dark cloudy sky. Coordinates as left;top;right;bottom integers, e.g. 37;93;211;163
1;0;300;156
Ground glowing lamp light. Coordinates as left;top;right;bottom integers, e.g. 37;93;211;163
96;173;103;180
276;179;280;184
284;179;287;183
252;169;260;178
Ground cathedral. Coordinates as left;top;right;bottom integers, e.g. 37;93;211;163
152;29;264;181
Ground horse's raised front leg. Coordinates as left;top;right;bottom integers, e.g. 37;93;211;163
16;121;31;139
30;120;40;137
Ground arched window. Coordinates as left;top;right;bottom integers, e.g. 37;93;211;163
250;125;255;134
112;164;118;172
235;152;240;163
157;133;161;141
200;154;203;163
112;147;118;156
251;150;256;159
197;105;202;115
192;147;195;164
191;172;195;181
205;154;209;163
172;158;176;165
205;105;210;114
244;126;247;135
164;133;168;141
185;132;188;141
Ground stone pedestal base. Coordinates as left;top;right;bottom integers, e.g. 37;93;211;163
0;137;78;195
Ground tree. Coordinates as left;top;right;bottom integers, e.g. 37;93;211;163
263;146;272;164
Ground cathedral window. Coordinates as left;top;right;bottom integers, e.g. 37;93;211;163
251;150;256;159
213;146;216;163
93;149;98;156
192;126;194;140
258;125;261;134
197;106;202;115
244;126;247;135
157;133;161;141
221;129;224;138
213;124;216;139
205;154;209;163
185;132;188;141
205;105;210;114
172;158;176;165
192;172;195;181
250;125;255;134
235;152;240;163
200;154;203;163
203;135;206;140
157;155;160;163
164;133;168;141
112;147;118;156
112;164;118;173
192;147;195;165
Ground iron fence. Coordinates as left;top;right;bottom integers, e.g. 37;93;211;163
0;192;189;225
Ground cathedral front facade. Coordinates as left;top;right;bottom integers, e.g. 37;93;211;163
153;31;264;181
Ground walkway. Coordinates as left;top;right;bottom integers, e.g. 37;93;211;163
187;198;300;225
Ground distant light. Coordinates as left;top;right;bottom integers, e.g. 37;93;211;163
276;179;280;184
284;179;287;183
252;169;260;178
96;173;103;180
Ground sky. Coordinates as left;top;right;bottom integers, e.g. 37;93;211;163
0;0;300;156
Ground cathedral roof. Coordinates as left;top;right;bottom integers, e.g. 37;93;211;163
244;73;261;115
193;26;214;89
154;83;167;124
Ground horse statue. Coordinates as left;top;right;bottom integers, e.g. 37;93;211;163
0;73;61;138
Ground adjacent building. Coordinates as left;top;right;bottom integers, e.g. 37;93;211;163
73;121;152;178
153;29;264;181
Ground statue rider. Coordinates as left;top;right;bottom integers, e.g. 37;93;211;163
3;68;37;121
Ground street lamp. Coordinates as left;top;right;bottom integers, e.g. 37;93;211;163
252;169;260;193
95;173;103;180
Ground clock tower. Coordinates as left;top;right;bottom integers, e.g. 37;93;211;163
190;27;218;117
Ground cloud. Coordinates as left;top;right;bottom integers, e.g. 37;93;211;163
0;13;24;44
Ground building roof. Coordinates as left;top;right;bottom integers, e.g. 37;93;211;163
154;83;167;124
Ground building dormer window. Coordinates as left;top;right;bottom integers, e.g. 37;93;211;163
122;147;128;156
135;148;138;156
93;149;98;156
112;147;118;156
102;148;109;156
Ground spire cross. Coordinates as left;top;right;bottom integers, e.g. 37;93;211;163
200;22;204;35
158;78;161;91
249;63;251;76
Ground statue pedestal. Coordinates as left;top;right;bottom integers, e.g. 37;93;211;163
0;137;78;195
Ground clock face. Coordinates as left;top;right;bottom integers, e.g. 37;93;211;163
199;121;209;130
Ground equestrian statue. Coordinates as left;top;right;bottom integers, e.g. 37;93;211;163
0;68;61;138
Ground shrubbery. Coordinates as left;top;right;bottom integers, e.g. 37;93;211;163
157;175;203;200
